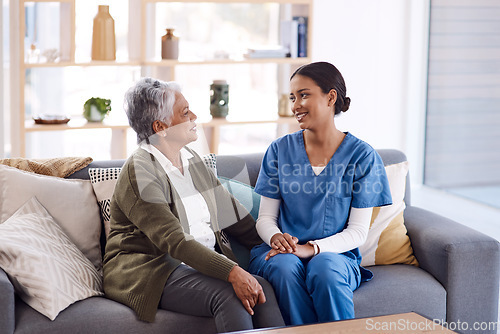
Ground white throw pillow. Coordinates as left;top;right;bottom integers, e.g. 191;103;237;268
0;165;102;270
0;197;104;320
359;161;418;267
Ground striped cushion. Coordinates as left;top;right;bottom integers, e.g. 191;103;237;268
359;161;418;266
0;197;103;320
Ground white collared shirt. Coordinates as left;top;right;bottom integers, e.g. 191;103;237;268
140;143;216;251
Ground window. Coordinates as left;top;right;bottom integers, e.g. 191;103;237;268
425;0;500;209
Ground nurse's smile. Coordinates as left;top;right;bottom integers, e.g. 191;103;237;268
295;112;308;122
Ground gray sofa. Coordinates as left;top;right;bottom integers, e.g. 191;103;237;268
1;149;499;334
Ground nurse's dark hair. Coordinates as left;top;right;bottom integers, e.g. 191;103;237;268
290;61;350;115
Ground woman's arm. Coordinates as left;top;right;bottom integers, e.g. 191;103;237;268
313;207;373;254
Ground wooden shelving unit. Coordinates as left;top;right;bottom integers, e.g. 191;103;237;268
12;0;312;158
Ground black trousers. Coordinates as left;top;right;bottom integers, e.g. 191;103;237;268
160;264;285;333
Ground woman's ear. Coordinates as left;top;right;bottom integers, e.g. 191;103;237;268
152;120;167;135
328;89;338;107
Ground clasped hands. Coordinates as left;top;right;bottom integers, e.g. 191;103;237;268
265;233;315;260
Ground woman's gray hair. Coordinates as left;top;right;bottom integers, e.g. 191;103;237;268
124;77;181;143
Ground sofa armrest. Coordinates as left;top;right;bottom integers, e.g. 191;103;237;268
404;206;500;334
0;268;15;334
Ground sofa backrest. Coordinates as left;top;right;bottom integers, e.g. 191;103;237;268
217;149;411;206
67;148;410;205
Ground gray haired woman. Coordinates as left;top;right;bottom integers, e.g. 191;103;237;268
103;77;284;332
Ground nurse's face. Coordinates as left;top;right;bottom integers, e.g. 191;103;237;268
289;74;337;130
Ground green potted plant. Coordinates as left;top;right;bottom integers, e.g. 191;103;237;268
83;97;111;122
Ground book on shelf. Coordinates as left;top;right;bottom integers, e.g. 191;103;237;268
294;16;308;58
244;46;289;59
279;16;308;58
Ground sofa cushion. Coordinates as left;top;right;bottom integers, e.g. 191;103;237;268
354;265;446;321
359;162;418;266
88;167;122;238
218;176;260;220
0;165;102;270
0;197;103;320
14;296;217;334
0;157;92;178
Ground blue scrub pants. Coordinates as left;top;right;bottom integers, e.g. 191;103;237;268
249;244;361;326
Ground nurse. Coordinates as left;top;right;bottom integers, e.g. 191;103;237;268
248;61;393;325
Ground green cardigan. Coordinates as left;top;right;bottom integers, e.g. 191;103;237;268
103;147;262;322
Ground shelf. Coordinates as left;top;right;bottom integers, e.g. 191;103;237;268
14;0;312;158
24;0;73;2
203;116;297;126
25;118;130;132
25;116;297;133
23;57;310;69
143;57;311;66
24;61;142;68
143;0;310;3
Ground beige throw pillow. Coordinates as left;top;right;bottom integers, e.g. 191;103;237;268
0;197;103;320
359;161;418;267
0;165;102;270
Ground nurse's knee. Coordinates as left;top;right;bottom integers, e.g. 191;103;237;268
307;253;350;285
268;254;303;273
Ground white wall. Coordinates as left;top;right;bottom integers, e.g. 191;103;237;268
0;1;4;158
311;0;429;184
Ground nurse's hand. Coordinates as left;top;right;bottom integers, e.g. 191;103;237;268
291;243;316;259
270;233;298;253
265;243;315;260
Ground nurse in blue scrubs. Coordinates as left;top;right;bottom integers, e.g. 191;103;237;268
248;62;393;326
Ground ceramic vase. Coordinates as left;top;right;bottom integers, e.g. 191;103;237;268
210;80;229;118
91;5;116;61
161;28;179;60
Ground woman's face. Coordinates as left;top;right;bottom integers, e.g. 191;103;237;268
164;92;198;145
289;74;336;130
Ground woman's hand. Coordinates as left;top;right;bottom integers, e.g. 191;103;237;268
270;233;298;253
228;266;266;315
265;242;316;260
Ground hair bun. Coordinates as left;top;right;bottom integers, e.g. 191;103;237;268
342;97;351;112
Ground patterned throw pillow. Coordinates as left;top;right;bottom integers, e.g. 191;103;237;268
89;154;218;238
0;197;103;320
201;153;217;176
359;161;419;267
88;168;122;237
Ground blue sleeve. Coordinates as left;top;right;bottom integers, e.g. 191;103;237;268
351;150;393;208
254;143;281;200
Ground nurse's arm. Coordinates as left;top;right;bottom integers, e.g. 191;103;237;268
313;207;373;254
256;196;298;253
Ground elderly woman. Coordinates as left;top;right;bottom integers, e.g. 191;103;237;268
103;77;284;333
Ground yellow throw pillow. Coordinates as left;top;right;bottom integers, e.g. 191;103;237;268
359;161;418;267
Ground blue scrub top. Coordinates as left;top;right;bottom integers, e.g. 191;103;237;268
254;131;392;268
